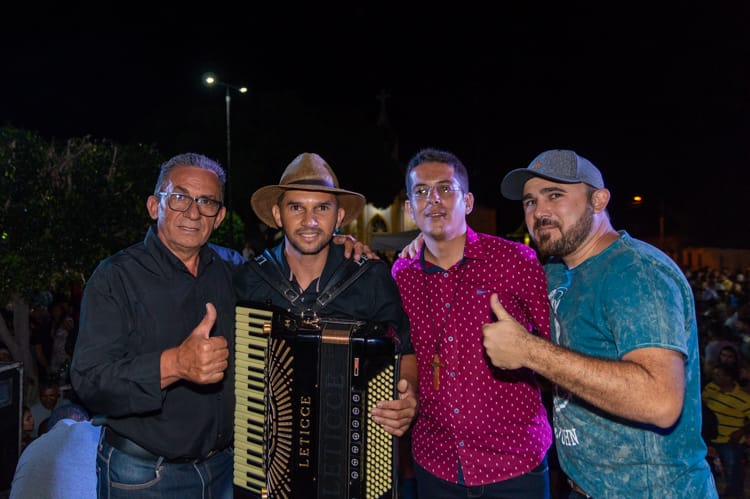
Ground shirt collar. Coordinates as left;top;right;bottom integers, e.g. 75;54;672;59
145;224;215;277
417;226;484;273
270;239;344;290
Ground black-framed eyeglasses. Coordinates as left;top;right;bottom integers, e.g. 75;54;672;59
410;182;462;201
158;192;223;217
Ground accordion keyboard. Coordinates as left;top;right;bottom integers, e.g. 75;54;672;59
234;304;272;495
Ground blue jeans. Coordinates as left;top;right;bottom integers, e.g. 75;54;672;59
96;432;233;499
714;441;745;498
414;456;550;498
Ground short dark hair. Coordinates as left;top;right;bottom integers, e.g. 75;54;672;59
47;403;90;429
153;153;226;197
405;148;469;194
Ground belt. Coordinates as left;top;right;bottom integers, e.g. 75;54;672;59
568;479;592;498
104;428;219;464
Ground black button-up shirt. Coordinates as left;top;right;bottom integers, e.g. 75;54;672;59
71;225;244;459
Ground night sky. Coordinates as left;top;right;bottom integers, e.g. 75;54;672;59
4;4;749;247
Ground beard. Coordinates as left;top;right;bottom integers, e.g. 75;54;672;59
533;204;594;260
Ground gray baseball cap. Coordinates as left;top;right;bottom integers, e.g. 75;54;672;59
501;149;605;200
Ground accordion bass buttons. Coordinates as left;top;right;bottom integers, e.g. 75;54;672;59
350;390;364;481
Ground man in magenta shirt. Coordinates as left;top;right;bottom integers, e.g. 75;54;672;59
391;148;552;498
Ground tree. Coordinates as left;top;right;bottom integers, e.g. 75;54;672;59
0;127;162;401
209;209;246;251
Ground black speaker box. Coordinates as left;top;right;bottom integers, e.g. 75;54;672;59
0;362;23;494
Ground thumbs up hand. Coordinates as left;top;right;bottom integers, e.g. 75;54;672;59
175;303;229;384
482;294;532;370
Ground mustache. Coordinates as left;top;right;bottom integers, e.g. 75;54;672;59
534;218;559;231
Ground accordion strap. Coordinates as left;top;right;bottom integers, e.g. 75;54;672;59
251;247;376;314
252;248;303;307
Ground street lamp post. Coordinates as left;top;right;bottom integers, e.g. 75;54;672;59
631;195;666;249
203;73;248;249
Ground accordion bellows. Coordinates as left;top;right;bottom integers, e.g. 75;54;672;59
234;302;399;499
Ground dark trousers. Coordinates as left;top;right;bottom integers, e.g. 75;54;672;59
414;456;550;499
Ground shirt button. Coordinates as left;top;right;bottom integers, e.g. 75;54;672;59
445;303;450;309
450;372;456;378
459;441;465;447
443;272;449;278
447;336;454;342
453;408;459;414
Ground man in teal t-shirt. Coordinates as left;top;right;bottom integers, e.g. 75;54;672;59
482;149;717;498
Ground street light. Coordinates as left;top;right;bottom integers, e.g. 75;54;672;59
202;72;248;248
630;195;665;249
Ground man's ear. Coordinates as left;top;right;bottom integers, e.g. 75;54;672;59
463;192;474;215
271;205;283;228
211;206;227;229
405;199;415;221
146;195;159;220
592;188;611;213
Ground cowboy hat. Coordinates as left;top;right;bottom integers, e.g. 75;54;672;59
251;152;366;228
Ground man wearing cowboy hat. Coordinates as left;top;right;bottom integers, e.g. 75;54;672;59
234;152;418;436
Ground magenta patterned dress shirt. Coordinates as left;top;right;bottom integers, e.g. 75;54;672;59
391;227;552;486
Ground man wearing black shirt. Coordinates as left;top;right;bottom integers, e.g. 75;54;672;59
71;153;242;498
234;152;418;434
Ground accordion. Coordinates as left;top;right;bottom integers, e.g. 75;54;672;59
233;302;400;499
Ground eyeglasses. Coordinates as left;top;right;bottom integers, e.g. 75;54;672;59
410;182;462;201
158;192;223;217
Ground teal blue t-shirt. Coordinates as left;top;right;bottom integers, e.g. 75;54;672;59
546;231;716;498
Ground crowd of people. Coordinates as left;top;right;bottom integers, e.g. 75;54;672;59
2;148;749;498
691;267;750;498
